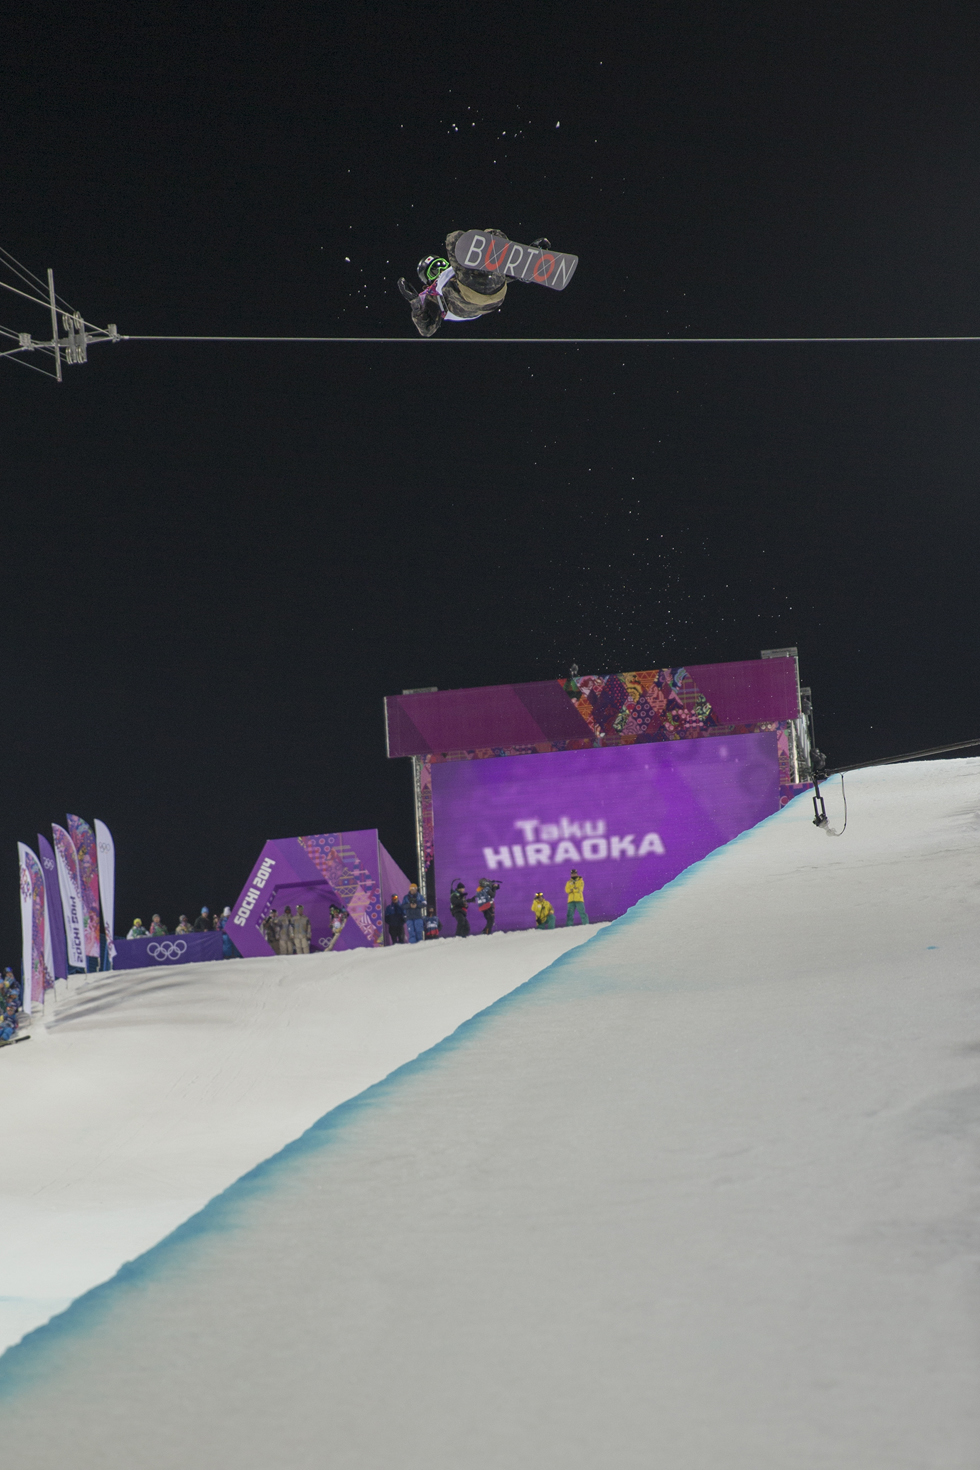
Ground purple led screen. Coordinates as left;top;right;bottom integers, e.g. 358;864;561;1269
430;733;780;929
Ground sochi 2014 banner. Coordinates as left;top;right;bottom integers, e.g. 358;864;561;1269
37;833;68;981
52;823;86;971
67;815;101;962
17;843;49;1013
94;819;116;964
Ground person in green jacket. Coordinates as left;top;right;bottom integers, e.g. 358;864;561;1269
564;870;589;926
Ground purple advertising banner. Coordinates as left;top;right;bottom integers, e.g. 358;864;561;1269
430;732;779;930
385;659;799;759
67;814;101;960
112;932;224;970
37;833;68;981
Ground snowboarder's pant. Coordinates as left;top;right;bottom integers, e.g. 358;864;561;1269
294;935;310;954
388;924;405;944
281;936;295;954
453;912;470;937
566;900;589;925
537;914;556;929
480;905;495;935
406;918;424;944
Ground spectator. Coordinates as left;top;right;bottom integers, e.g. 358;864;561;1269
261;909;280;953
324;905;347;952
293;904;311;954
127;918;148;939
565;869;589;926
149;914;168;936
175;914;193;935
532;892;555;929
219;906;239;960
471;877;501;935
449;882;471;938
193;907;211;933
423;909;443;940
0;992;18;1043
0;970;20;1038
280;906;296;955
403;884;426;944
385;894;406;944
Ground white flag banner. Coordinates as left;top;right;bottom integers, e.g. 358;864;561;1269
17;843;35;1016
52;823;86;971
94;819;116;963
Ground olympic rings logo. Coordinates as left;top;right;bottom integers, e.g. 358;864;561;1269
146;940;187;963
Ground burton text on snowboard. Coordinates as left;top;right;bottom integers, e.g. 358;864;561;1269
452;231;578;290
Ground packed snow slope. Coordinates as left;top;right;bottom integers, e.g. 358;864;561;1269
3;761;979;1470
0;922;604;1354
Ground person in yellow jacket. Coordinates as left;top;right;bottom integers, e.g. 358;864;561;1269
565;869;589;926
531;892;555;929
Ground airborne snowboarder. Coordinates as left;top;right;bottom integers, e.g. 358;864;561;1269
398;229;555;337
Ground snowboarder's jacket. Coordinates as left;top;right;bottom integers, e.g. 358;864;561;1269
565;874;585;902
472;881;498;911
385;900;405;927
403;888;425;920
438;230;509;321
531;896;554;925
423;915;442;938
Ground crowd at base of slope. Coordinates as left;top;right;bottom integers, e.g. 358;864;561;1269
260;903;334;956
125;905;240;958
0;967;24;1045
384;869;591;944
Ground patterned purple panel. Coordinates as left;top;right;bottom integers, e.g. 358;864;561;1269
385;659;798;758
511;681;595;740
230;830;387;957
686;658;799;724
299;831;384;947
378;843;414;910
387;684;557;757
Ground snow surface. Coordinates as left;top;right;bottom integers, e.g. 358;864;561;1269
2;761;979;1468
0;923;603;1354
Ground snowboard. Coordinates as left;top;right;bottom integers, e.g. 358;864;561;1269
451;230;578;291
0;1034;30;1048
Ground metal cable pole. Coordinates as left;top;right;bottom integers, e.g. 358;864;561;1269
46;269;61;383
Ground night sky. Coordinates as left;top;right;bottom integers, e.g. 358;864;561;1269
3;3;979;956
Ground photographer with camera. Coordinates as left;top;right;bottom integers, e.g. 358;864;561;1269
450;881;471;938
471;876;502;935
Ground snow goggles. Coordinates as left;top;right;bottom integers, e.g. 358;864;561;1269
419;255;450;282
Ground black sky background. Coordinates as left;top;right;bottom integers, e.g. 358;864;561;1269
2;1;979;955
